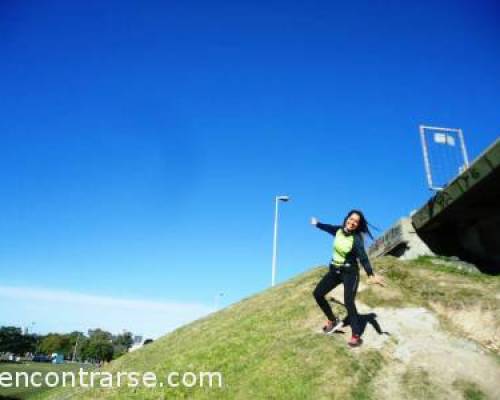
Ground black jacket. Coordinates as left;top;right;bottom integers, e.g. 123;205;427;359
316;222;374;276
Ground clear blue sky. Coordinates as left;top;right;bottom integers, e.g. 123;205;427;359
1;0;499;338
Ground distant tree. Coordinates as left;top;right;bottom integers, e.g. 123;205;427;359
0;326;38;356
39;334;72;357
81;329;114;362
0;326;22;353
67;331;86;361
112;332;133;358
113;332;133;349
87;329;112;341
21;333;38;354
81;338;113;362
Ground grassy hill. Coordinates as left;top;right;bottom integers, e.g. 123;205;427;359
36;257;499;400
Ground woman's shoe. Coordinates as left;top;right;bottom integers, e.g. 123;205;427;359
348;335;363;347
323;319;344;335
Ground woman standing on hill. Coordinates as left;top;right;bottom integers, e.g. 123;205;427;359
311;210;384;347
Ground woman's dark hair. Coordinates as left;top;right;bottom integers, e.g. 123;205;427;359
343;209;374;239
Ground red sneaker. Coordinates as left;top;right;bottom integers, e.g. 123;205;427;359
348;335;363;347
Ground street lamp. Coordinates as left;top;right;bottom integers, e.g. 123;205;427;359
272;195;290;287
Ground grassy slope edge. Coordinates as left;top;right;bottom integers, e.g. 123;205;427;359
37;257;499;400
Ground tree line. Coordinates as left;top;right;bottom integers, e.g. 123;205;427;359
0;326;134;362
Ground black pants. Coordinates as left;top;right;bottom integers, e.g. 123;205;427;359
313;265;361;336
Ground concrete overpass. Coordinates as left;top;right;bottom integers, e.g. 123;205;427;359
368;217;434;260
411;138;500;274
369;138;500;274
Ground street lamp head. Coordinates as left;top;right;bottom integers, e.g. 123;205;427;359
277;195;290;202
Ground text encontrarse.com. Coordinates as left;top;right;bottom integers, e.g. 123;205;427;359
0;369;223;389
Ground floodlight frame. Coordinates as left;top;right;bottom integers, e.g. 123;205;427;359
419;125;470;191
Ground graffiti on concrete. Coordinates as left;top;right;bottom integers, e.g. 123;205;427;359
369;223;404;257
456;166;482;191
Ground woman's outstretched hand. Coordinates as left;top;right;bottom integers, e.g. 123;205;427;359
368;274;385;287
310;217;319;226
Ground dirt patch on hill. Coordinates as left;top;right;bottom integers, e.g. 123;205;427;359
430;302;500;353
303;280;499;400
359;307;499;399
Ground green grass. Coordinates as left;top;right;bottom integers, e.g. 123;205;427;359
401;367;443;399
0;362;91;399
453;379;487;400
360;256;500;311
37;267;387;400
413;255;496;279
35;257;499;399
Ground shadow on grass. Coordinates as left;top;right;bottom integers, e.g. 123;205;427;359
329;296;391;337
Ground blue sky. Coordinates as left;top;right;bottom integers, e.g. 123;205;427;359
1;0;499;338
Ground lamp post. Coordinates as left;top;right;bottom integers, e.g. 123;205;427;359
272;195;290;287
